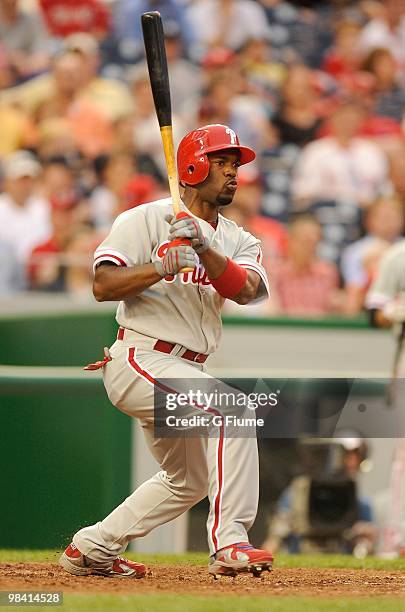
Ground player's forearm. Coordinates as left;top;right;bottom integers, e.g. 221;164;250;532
232;270;260;304
198;246;228;279
93;263;162;301
199;248;259;304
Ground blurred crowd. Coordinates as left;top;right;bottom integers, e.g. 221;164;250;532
0;0;404;316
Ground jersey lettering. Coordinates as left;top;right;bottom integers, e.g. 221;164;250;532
157;241;212;287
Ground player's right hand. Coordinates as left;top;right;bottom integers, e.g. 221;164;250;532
154;244;197;277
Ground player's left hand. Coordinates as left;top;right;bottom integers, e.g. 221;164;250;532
383;293;405;323
166;214;209;254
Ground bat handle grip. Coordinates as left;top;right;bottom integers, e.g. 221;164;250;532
173;212;198;273
169;237;194;274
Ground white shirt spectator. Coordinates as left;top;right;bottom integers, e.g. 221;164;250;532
0;193;51;265
341;236;384;286
359;16;405;69
292;137;388;205
187;0;270;60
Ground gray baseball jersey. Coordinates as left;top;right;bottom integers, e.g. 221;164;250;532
94;197;269;354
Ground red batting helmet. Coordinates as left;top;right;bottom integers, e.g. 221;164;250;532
177;124;255;186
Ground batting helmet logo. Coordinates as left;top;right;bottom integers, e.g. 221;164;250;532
177;124;255;186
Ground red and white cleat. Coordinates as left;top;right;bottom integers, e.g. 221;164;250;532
59;543;146;579
209;542;273;578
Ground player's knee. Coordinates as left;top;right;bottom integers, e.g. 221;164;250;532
164;473;207;502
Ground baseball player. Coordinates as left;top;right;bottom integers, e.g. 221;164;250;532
59;124;273;578
365;239;405;555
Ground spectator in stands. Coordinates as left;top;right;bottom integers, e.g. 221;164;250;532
36;118;79;164
292;101;388;208
359;0;405;71
0;152;51;270
129;65;186;177
271;64;322;148
89;153;160;230
270;215;341;317
238;36;286;107
187;0;270;62
112;0;192;65
362;48;405;124
163;22;203;115
322;19;363;80
259;0;332;67
259;132;301;224
28;193;80;292
35;50;113;159
1;33;133;123
222;170;288;279
0;101;38;156
28;158;100;293
0;0;51;84
109;114;164;184
62;226;100;296
341;195;404;315
0;44;13;89
39;0;111;39
198;72;270;156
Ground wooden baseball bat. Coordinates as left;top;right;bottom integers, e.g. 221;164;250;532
141;11;192;272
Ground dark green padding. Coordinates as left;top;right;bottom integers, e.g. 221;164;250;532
0;374;131;549
0;312;370;367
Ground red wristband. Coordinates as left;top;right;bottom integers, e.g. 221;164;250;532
209;258;248;298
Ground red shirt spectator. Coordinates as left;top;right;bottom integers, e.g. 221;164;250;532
39;0;111;37
271;215;340;317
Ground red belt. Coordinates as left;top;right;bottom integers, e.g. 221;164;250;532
117;327;208;363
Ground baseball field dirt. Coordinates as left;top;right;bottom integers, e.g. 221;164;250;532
0;551;404;611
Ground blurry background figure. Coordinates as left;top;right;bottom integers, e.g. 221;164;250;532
0;151;51;278
271;64;322;148
0;100;38;157
341;195;404;315
34;50;113;159
39;0;111;39
36;118;79;163
269;215;341;317
0;0;51;84
362;47;405;124
238;36;286;107
292;102;388;208
322;19;363;81
27;158;84;292
358;0;405;75
111;0;192;67
89;153;160;230
62;226;100;298
255;0;330;67
263;437;376;556
197;71;270;157
187;0;270;62
1;33;133;123
129;65;186;178
222;170;287;278
160;21;202;114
